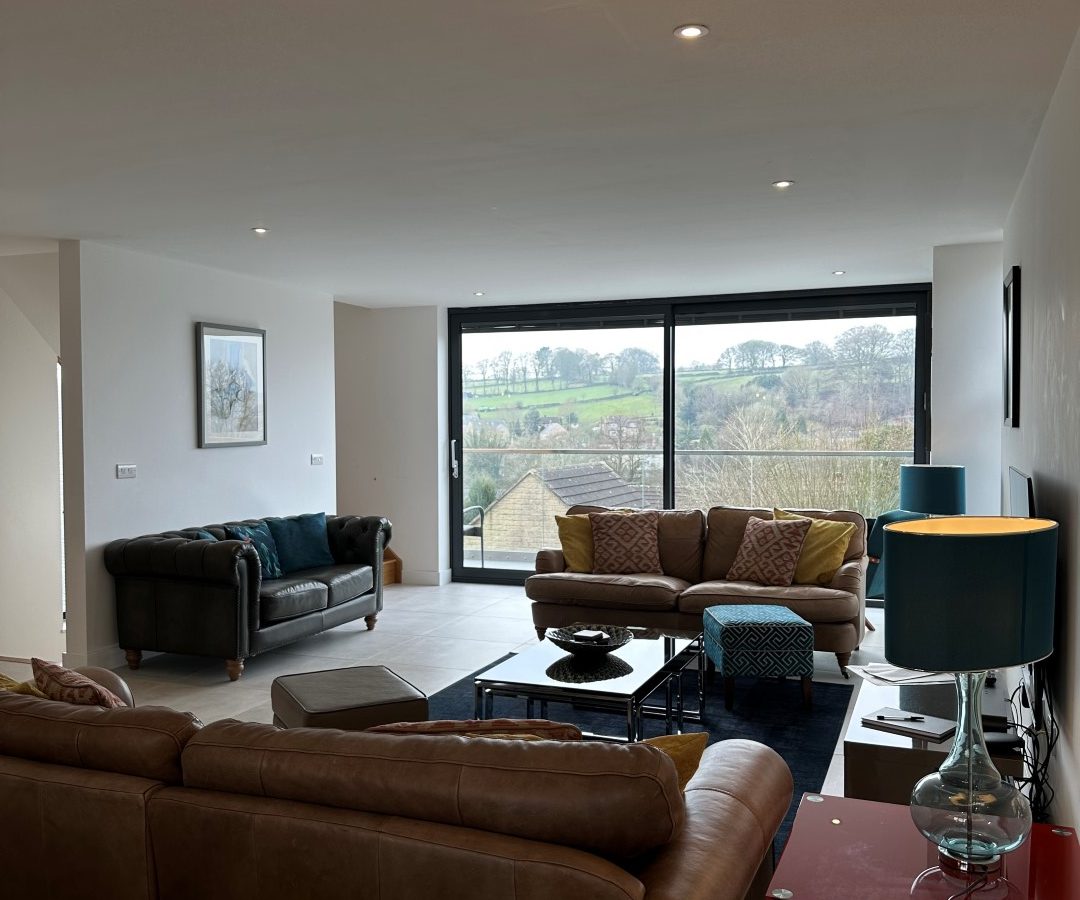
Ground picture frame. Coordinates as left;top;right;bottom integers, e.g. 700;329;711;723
196;322;267;447
1003;266;1021;428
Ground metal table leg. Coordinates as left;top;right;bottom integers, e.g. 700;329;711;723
474;682;484;719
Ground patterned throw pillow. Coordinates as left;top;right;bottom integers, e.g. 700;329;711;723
365;718;583;741
224;522;283;578
590;510;662;575
31;658;126;708
726;516;812;586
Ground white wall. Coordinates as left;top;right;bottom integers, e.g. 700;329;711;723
335;303;449;585
931;242;1003;514
60;242;336;667
0;252;64;661
1003;25;1080;826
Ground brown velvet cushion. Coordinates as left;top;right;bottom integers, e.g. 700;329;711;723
725;516;811;586
591;510;662;575
32;658;125;708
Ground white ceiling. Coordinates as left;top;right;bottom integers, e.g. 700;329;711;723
2;2;1078;307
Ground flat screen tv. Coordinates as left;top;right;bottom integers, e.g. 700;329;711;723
1009;466;1036;517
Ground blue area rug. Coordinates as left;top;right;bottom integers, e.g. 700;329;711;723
428;659;853;849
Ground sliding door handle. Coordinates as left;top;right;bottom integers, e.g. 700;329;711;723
450;439;460;479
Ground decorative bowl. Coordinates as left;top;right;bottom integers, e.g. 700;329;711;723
546;624;633;660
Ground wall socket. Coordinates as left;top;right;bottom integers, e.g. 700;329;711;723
310;453;324;466
116;464;137;479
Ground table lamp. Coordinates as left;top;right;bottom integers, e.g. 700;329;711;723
899;464;967;515
884;516;1057;874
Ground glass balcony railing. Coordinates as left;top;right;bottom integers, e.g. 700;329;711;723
461;446;910;567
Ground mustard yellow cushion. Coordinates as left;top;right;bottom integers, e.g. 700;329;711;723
0;673;47;699
774;508;856;585
556;514;594;573
643;732;709;790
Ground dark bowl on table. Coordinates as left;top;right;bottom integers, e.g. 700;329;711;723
546;624;633;660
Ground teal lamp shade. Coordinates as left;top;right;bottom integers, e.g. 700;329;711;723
899;464;966;515
885;516;1058;671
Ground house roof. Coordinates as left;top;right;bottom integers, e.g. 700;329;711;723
539;463;646;508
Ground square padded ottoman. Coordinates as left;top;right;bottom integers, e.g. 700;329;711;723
703;605;814;710
271;665;428;731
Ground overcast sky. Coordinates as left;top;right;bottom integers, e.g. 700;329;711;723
463;316;915;368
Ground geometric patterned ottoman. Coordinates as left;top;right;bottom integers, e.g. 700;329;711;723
703;605;814;710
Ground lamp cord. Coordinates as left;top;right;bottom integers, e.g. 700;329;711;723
1008;668;1059;821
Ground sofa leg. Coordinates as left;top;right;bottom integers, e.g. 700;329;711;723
535;627;547;641
864;617;877;632
225;659;245;682
124;649;142;670
836;652;852;679
724;676;735;711
802;676;813;708
364;614;378;631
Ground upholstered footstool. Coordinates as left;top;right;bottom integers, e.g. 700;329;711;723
271;665;428;731
703;605;814;710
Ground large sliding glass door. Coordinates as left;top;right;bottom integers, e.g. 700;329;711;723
674;314;918;515
450;287;930;583
450;311;667;580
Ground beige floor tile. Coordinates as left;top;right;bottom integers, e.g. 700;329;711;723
471;597;534;621
366;634;519;671
439;616;537;644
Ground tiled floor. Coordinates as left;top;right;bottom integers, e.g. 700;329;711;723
0;583;885;792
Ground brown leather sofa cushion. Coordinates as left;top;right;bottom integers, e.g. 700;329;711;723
525;572;689;610
678;580;861;622
149;787;647;900
0;692;200;783
259;576;329;622
183;720;684;858
702;506;865;582
568;506;706;582
296;563;374;607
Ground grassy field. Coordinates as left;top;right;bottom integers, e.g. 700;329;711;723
463;369;759;429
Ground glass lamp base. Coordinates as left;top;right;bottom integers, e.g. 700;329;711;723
911;852;1022;900
910;673;1032;862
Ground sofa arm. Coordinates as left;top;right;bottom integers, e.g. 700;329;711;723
830;556;867;599
635;740;793;900
104;536;260;585
534;548;566;574
76;666;134;708
325;515;391;568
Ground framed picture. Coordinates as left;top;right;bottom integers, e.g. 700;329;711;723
196;322;266;447
1003;266;1021;428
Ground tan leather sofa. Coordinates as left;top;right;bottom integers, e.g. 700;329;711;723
527;505;868;675
0;680;793;900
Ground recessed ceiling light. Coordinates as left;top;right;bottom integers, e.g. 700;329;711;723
832;270;846;276
674;24;709;39
772;180;795;190
473;291;485;297
251;226;269;235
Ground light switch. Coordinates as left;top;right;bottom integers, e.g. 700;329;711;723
310;453;324;466
116;464;136;479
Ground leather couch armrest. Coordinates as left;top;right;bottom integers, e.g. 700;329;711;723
830;556;867;599
104;536;260;584
75;666;135;708
635;740;793;900
534;548;566;574
326;515;392;568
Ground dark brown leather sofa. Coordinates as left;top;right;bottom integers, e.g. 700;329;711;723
105;515;391;681
0;686;794;900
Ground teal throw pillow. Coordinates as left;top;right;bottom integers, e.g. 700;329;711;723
190;529;218;542
224;522;283;579
266;513;335;574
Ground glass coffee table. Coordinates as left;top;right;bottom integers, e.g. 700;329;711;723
473;628;705;742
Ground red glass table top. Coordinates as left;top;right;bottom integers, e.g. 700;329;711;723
768;794;1079;899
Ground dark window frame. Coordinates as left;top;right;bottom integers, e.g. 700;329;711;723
448;283;932;585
